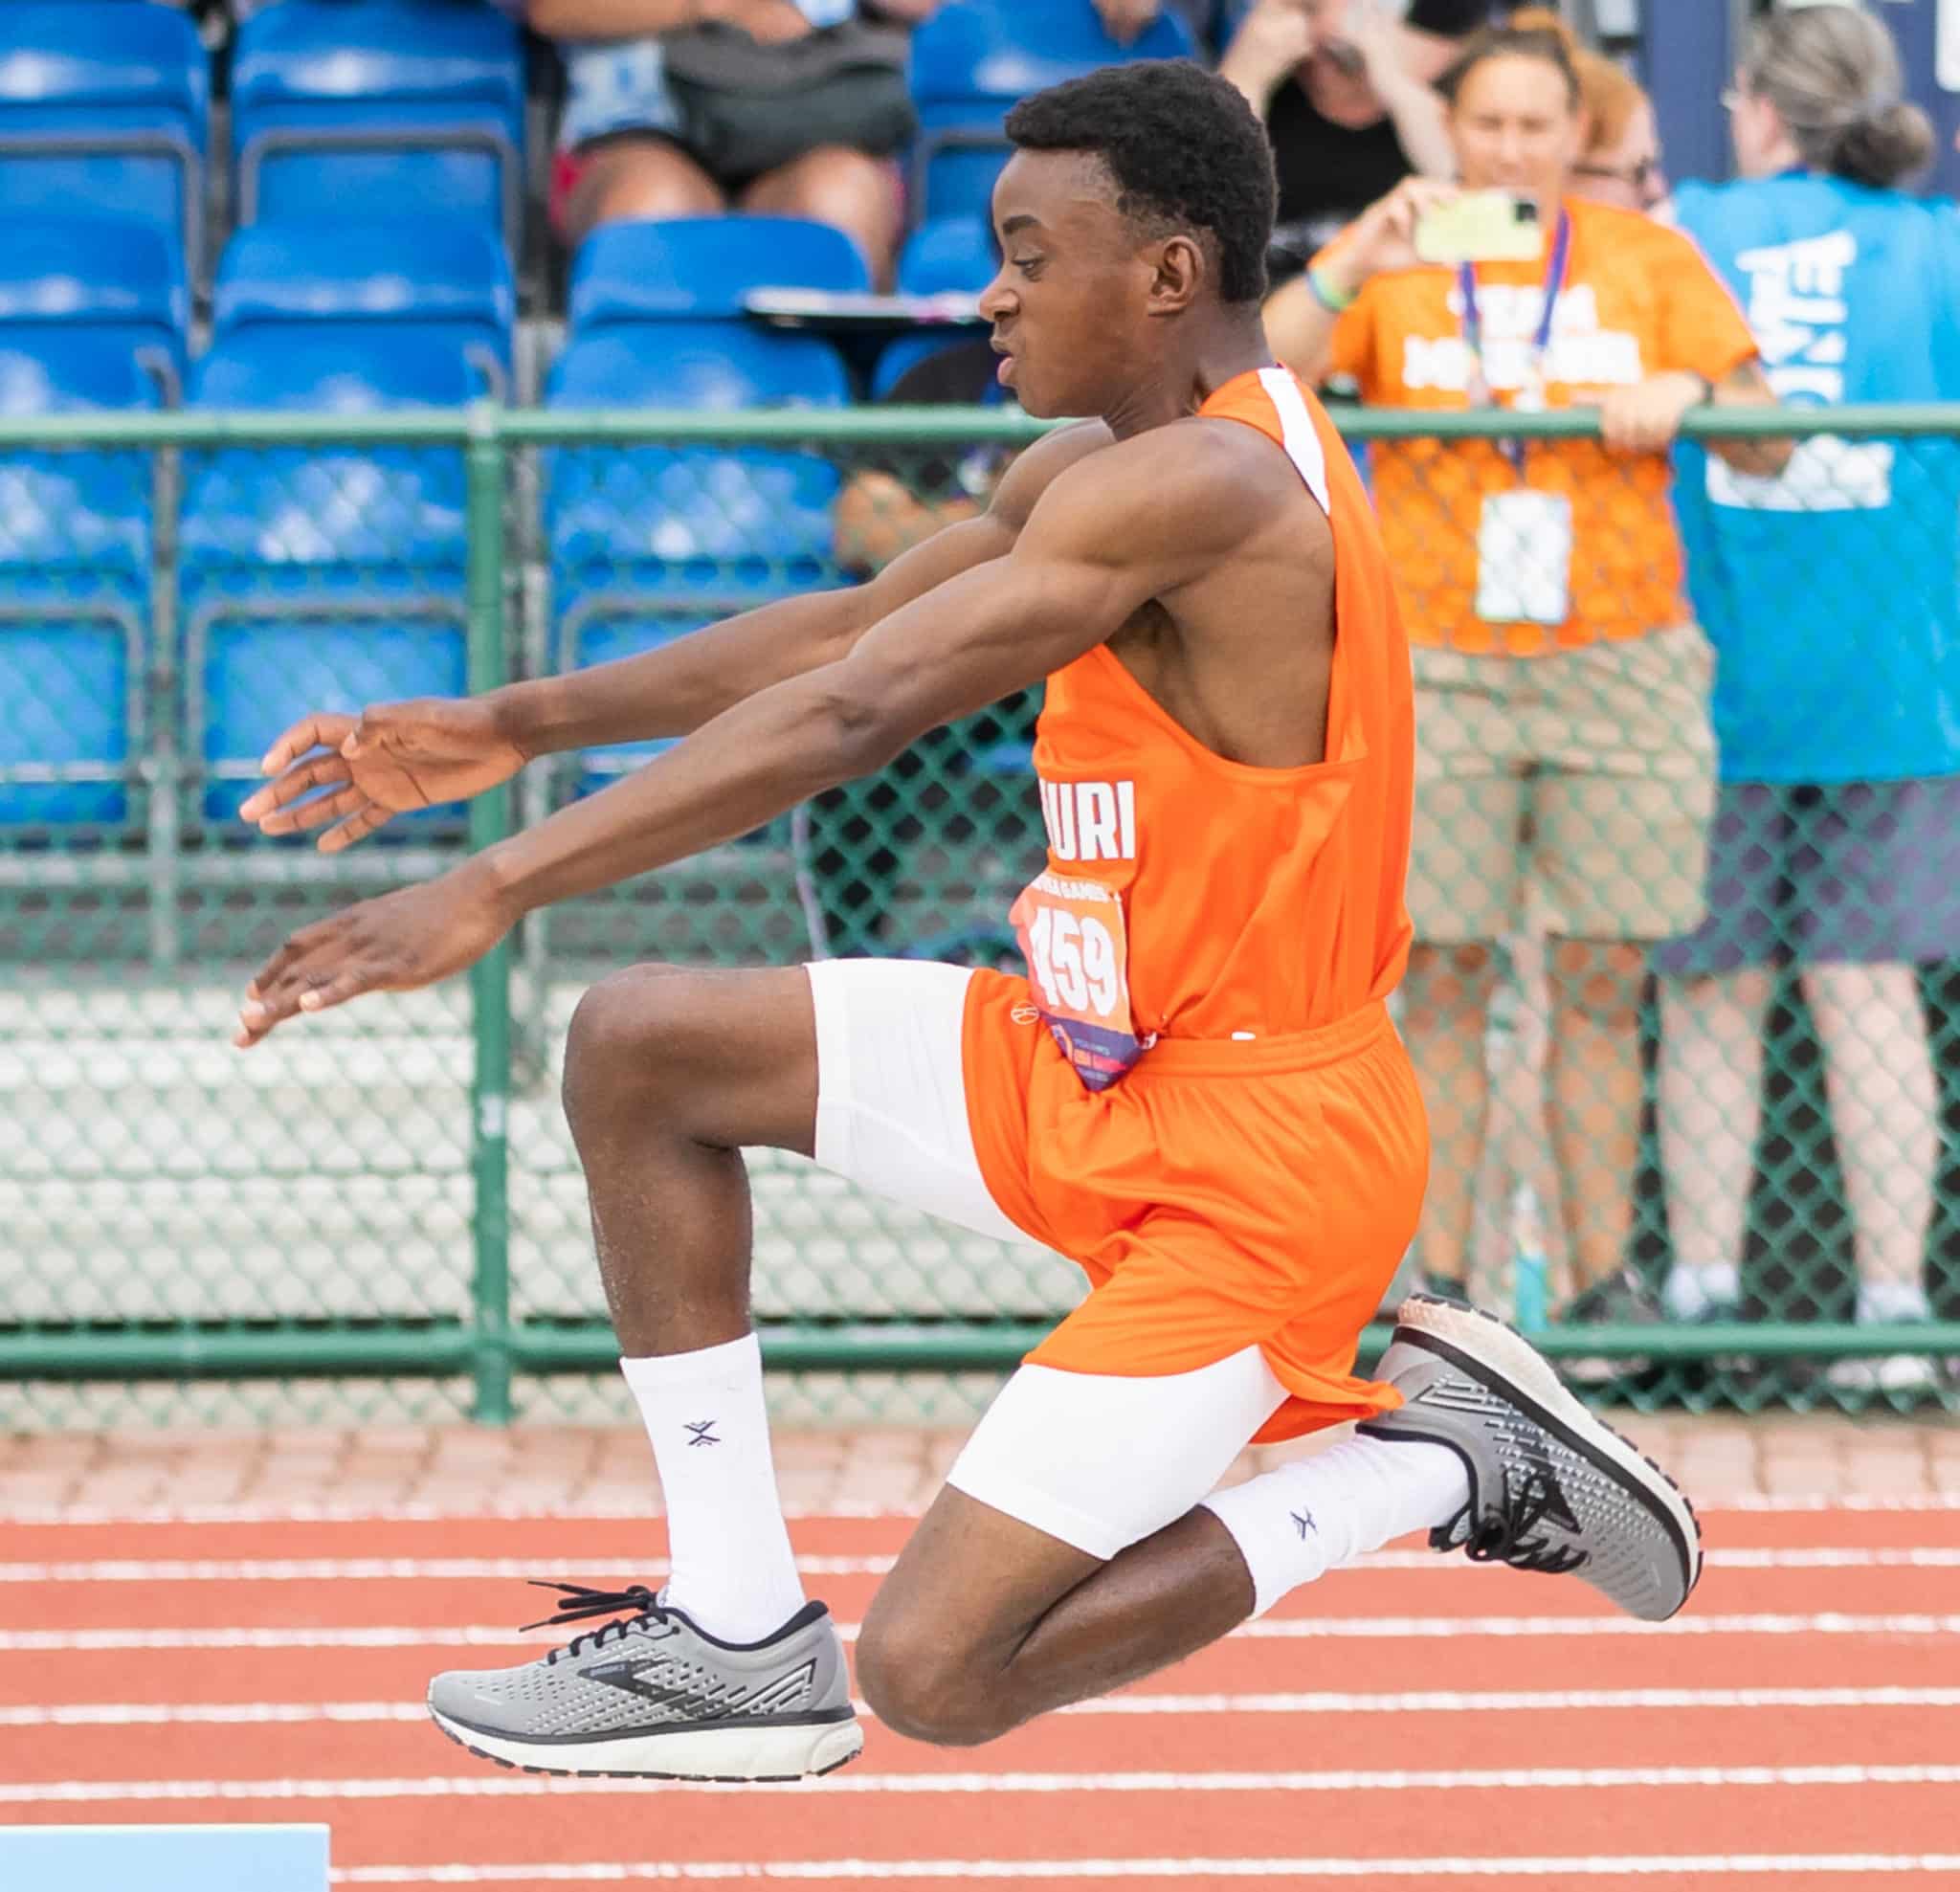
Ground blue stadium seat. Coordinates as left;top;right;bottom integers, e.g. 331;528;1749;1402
213;216;516;395
568;215;872;328
232;0;525;257
908;0;1196;218
0;3;209;284
0;343;156;828
897;214;997;296
874;215;996;394
0;214;189;399
546;326;850;794
181;332;475;824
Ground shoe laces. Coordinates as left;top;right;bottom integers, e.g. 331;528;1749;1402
520;1580;670;1662
1448;1459;1588;1577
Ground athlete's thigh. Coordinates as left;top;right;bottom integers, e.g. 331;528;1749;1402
805;956;1032;1244
869;1341;1286;1661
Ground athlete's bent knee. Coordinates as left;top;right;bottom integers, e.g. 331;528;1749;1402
856;1618;1010;1747
560;964;697;1143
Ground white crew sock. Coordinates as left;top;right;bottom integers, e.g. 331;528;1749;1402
1202;1432;1470;1618
1662;1262;1743;1323
1857;1278;1932;1326
620;1333;806;1644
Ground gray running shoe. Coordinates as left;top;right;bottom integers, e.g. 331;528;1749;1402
1358;1295;1704;1622
428;1582;862;1780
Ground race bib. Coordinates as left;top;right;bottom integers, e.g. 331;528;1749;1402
1475;489;1572;626
1009;871;1150;1092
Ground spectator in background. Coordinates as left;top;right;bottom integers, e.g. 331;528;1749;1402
525;0;931;283
1562;25;1666;214
1652;2;1960;1391
1263;13;1788;1339
1090;0;1230;52
801;334;1036;957
1219;0;1487;275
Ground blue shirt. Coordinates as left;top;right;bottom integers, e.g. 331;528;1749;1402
1671;172;1960;782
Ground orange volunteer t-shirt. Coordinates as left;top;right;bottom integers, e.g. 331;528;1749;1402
1324;194;1759;656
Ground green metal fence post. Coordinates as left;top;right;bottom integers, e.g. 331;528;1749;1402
465;402;515;1424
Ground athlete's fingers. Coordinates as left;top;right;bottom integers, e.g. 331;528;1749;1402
238;754;355;824
258;713;358;778
244;915;338;1007
251;777;368;837
317;801;399;855
295;968;377;1016
238;935;353;1041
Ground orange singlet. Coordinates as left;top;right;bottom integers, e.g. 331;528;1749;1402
960;366;1427;1444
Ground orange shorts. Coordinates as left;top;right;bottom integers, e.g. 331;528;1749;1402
961;971;1429;1445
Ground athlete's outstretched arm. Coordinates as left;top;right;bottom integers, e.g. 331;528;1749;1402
234;426;1259;1044
238;425;1104;853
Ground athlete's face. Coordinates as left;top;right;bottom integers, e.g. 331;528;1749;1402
979;150;1177;419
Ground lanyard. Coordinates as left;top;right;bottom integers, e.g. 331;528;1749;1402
1458;209;1571;478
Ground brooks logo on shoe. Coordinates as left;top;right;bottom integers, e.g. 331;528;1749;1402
590;1656;818;1723
684;1420;720;1447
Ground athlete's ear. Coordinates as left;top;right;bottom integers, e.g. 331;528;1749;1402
1147;233;1205;318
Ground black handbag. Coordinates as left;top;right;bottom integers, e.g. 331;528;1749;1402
660;19;918;178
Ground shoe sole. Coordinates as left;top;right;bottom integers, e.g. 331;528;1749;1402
1386;1294;1704;1618
428;1704;865;1782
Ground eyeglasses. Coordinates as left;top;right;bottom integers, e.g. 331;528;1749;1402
1573;156;1662;190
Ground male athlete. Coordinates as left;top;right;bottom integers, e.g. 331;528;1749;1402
236;62;1701;1778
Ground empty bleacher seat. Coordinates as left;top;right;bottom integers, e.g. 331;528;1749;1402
897;214;997;296
0;215;189;400
568;215;873;328
0;344;156;828
181;332;475;823
0;3;209;283
232;0;525;256
909;0;1196;218
213;216;515;395
874;214;996;395
546;325;849;793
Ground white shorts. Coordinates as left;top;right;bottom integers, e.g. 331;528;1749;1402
805;958;1290;1560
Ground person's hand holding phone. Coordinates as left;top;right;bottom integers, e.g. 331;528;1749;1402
1315;174;1463;301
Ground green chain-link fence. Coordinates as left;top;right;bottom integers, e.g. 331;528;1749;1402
2;401;1956;1428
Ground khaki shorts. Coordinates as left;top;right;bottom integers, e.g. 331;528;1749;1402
1408;626;1717;945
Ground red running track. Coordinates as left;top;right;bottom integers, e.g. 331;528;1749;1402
5;1502;1960;1890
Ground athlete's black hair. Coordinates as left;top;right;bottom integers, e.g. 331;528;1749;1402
1004;60;1278;306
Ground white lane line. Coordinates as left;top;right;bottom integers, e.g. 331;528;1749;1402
324;1857;1960;1883
9;1547;1960;1583
11;1763;1960;1804
1058;1683;1960;1716
8;1495;1959;1526
0;1556;892;1584
8;1613;1960;1654
12;1683;1960;1729
0;1702;430;1726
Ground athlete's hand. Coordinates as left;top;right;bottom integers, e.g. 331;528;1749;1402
238;698;530;853
1323;174;1460;295
1598;371;1706;454
234;862;514;1049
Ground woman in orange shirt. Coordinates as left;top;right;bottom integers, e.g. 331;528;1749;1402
1266;13;1788;1339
